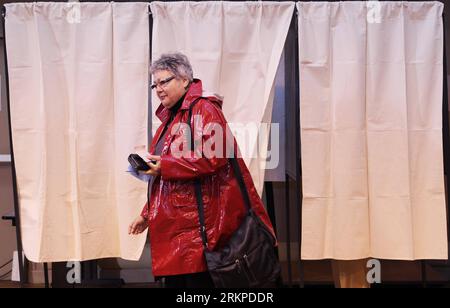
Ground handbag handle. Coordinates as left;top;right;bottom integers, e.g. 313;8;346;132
186;99;252;249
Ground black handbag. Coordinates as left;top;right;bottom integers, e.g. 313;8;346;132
187;99;281;288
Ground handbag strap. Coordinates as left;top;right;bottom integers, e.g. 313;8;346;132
186;98;208;247
186;98;252;249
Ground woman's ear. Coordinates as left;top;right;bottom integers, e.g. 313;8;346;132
184;79;191;90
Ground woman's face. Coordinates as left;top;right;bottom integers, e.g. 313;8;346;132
152;70;190;109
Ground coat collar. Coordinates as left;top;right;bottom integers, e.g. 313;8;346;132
155;78;203;122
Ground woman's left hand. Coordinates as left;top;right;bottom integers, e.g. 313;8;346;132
141;154;161;176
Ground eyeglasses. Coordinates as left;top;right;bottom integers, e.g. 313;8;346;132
151;76;176;90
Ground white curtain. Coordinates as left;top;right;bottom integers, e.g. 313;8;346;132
298;1;447;260
150;1;294;196
5;2;150;262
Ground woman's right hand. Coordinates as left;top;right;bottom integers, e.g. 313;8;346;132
128;216;149;235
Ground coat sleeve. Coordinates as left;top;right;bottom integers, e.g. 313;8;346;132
140;202;149;220
160;100;232;181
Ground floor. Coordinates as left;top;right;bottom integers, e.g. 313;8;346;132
0;280;161;288
0;281;44;288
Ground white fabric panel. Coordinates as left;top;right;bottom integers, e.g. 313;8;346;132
298;1;447;260
150;1;294;196
5;2;150;262
265;51;286;182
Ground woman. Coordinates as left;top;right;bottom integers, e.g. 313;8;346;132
128;53;276;288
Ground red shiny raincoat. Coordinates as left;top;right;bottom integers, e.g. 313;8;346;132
141;79;276;276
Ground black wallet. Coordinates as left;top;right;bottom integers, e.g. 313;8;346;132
128;154;151;171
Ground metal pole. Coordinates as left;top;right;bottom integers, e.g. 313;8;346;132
264;182;278;233
284;174;292;287
44;263;50;288
293;10;304;289
283;13;300;287
1;4;27;286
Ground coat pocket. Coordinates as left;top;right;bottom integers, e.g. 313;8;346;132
168;180;198;208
